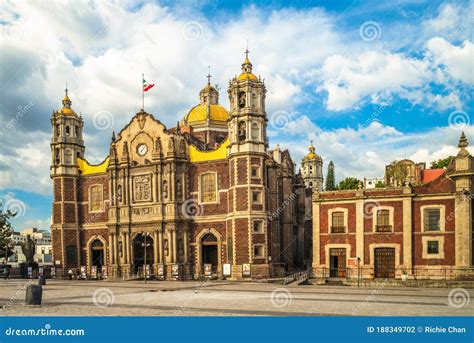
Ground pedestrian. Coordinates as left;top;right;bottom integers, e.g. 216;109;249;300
3;267;7;280
7;266;11;279
76;269;80;280
68;269;73;280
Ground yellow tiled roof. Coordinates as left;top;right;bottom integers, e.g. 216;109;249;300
185;104;228;124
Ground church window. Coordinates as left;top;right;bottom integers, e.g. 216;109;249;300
253;244;264;258
252;191;262;204
424;208;440;231
427;241;439;254
376;209;391;232
331;211;345;233
252;220;264;233
251;166;260;178
90;185;104;212
65;126;70;136
238;91;246;108
238;121;246;141
251;122;259;140
201;173;217;202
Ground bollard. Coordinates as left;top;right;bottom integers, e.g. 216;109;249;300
25;284;42;305
38;275;46;286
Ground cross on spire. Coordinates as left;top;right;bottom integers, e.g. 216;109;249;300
207;66;212;85
65;81;68;97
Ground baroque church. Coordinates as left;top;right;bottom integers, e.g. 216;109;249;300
50;51;312;280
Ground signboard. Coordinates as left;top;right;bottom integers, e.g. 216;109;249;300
144;264;151;278
348;258;359;268
39;267;44;276
27;267;33;278
91;266;97;279
204;264;212;276
157;264;164;277
51;267;56;277
242;263;251;277
223;264;231;277
80;266;87;279
55;260;61;266
172;264;179;277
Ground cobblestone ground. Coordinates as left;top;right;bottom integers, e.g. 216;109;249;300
0;279;472;316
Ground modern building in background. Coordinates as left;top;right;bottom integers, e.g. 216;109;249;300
8;228;52;264
312;133;473;280
50;51;309;279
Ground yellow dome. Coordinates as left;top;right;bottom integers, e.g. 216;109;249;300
185;104;229;124
306;153;317;159
63;95;71;102
238;72;257;81
58;107;76;115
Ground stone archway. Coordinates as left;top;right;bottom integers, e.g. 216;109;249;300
86;235;107;272
196;229;222;276
132;233;154;273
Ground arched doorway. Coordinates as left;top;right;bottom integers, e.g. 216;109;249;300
201;233;218;274
90;239;105;269
132;233;154;273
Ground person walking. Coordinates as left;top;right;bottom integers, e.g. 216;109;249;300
68;269;73;280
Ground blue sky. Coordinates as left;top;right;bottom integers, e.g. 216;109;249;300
0;0;473;232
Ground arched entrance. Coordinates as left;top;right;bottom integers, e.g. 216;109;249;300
90;239;105;269
132;233;154;273
201;233;218;274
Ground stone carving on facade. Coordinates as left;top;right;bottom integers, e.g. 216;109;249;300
133;175;152;202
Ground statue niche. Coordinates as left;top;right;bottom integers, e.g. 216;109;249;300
238;121;246;141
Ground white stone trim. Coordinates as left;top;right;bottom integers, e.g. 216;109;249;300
372;206;394;232
422;236;445;259
420;205;445;232
324;244;351;267
368;243;401;267
328;207;348;233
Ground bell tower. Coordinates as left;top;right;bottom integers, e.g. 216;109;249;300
50;88;85;175
228;49;267;155
226;50;270;278
50;87;85;270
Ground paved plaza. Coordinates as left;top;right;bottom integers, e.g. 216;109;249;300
0;279;472;316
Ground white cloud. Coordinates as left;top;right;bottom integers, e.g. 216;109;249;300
427;38;474;85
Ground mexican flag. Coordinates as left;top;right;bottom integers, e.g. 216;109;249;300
143;78;155;92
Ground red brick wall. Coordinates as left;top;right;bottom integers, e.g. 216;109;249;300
234;218;249;264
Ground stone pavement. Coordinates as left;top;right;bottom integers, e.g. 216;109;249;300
0;279;472;316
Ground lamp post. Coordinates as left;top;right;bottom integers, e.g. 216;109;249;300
142;232;151;283
357;257;361;288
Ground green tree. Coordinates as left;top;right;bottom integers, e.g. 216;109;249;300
375;180;385;188
325;161;336;191
337;177;362;190
0;204;15;263
430;156;454;169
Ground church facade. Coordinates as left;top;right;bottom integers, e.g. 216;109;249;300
50;52;310;280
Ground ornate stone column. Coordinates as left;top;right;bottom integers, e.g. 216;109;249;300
153;230;159;264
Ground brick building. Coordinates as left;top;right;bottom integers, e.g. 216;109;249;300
312;133;473;280
50;51;308;280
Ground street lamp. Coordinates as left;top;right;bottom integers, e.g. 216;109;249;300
141;232;151;283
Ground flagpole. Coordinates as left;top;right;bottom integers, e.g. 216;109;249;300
142;73;144;110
